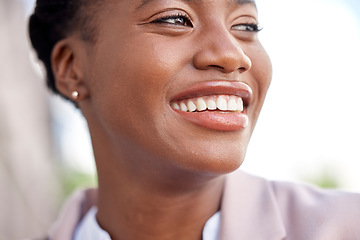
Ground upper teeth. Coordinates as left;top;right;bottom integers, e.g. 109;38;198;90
171;95;244;112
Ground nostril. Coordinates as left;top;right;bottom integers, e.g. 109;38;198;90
239;66;246;73
209;65;224;69
205;63;248;74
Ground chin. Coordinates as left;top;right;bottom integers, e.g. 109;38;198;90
166;140;248;177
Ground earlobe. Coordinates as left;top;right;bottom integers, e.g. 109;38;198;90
51;38;89;101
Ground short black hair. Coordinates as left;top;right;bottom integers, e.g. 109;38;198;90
28;0;100;99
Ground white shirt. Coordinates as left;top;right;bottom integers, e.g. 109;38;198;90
74;206;220;240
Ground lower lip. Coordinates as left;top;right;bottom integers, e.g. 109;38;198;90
173;109;249;131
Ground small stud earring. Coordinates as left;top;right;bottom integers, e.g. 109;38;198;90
71;91;79;100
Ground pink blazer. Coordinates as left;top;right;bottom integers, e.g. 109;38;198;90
41;171;360;240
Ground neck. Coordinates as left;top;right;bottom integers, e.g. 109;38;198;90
94;137;224;240
97;171;224;240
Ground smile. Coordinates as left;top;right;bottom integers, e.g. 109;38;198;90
171;95;244;113
170;81;252;131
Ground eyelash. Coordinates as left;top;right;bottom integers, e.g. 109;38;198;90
151;14;193;27
151;14;262;33
232;23;263;32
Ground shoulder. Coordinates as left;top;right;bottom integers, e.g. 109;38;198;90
229;170;360;210
270;178;360;209
46;188;98;240
226;171;360;239
270;179;360;238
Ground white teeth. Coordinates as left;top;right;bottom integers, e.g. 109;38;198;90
187;100;197;112
217;95;228;111
180;102;188;112
171;102;180;110
196;98;207;111
228;97;238;111
237;98;244;112
171;95;244;113
207;99;217;110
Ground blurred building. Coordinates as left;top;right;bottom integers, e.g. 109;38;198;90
0;0;61;239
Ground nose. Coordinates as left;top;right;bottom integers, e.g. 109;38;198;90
193;26;252;74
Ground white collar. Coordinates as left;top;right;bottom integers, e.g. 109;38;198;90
74;206;220;240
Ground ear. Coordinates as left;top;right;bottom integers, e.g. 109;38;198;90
51;38;89;102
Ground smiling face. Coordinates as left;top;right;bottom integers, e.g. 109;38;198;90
75;0;272;177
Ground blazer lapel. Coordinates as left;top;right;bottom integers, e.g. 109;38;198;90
219;170;286;240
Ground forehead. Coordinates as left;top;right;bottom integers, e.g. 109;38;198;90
137;0;256;9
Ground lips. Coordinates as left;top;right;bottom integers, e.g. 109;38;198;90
170;81;252;131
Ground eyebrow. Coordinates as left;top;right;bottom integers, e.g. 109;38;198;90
136;0;255;10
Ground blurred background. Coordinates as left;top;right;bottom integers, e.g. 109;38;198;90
0;0;359;239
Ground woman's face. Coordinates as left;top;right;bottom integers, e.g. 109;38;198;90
80;0;272;175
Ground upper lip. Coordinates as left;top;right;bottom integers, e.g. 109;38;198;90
170;81;253;106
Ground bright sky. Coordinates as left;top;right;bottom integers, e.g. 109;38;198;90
24;0;360;191
243;0;360;191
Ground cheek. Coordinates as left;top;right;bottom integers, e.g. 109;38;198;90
250;44;272;103
117;40;183;95
242;44;272;131
85;36;189;146
116;41;182;120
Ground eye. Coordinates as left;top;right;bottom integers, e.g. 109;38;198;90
232;23;263;32
151;14;193;27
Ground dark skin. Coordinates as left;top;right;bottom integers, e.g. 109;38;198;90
51;0;272;239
